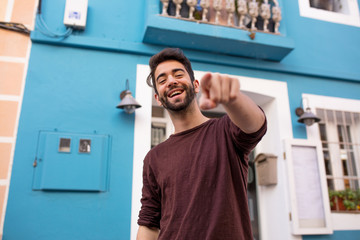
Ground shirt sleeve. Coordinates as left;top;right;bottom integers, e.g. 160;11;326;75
226;109;267;155
137;154;161;229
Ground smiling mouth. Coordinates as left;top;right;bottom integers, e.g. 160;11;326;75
168;89;184;98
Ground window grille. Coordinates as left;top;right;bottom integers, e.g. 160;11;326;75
317;108;360;212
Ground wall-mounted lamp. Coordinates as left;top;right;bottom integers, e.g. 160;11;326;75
295;97;321;126
116;79;141;114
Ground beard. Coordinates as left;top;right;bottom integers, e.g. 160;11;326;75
158;82;196;112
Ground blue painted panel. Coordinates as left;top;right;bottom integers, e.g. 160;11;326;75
32;131;110;191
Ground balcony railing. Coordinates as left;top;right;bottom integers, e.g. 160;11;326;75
159;0;282;34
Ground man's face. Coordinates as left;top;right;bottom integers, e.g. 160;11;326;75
154;60;199;112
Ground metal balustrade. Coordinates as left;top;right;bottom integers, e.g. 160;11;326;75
159;0;282;34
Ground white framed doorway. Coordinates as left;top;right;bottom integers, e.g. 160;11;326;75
130;64;295;240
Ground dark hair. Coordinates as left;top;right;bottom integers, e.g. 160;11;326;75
146;48;195;94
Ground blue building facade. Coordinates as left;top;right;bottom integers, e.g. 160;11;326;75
3;0;360;239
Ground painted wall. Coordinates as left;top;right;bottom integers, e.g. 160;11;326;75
282;0;360;82
2;0;360;239
0;0;37;239
3;45;150;239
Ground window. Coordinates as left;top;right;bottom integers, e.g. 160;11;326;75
317;109;360;196
299;0;360;27
151;122;167;147
305;94;360;214
310;0;347;13
59;138;71;152
151;105;174;148
79;139;91;153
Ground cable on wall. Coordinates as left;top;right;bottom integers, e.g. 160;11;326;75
35;0;73;39
35;13;73;38
0;22;30;35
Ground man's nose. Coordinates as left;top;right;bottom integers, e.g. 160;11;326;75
167;75;178;86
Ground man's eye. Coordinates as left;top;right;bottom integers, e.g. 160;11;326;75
159;79;166;84
175;74;183;78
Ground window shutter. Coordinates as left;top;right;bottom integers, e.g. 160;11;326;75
284;139;333;235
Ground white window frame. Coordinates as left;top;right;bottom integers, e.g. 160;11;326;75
305;93;360;231
298;0;360;27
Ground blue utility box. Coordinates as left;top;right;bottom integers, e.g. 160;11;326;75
32;131;111;192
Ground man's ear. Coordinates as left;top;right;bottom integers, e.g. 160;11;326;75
154;93;163;106
194;79;200;93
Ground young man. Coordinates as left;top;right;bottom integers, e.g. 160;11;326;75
137;48;266;240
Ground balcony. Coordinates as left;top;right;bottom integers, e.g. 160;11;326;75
160;0;282;34
143;0;295;61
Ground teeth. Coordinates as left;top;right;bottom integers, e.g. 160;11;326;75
170;90;182;97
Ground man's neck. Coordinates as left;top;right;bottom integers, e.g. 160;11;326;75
168;101;209;134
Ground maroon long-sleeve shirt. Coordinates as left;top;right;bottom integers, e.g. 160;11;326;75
138;115;267;239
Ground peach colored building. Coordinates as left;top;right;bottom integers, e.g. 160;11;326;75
0;0;37;239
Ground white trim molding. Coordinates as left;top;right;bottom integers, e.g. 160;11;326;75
0;57;27;63
298;0;360;27
4;0;14;22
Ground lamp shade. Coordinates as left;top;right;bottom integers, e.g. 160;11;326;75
116;90;141;114
297;107;321;126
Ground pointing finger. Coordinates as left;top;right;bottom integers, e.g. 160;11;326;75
229;77;240;100
220;75;231;103
200;73;212;92
209;73;221;103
